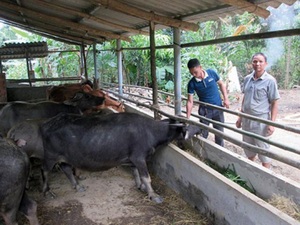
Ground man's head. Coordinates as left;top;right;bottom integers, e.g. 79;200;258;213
251;52;268;74
187;58;205;79
187;58;200;69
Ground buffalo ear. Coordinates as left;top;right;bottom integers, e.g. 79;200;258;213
63;92;83;105
16;139;27;147
71;92;84;101
63;99;73;105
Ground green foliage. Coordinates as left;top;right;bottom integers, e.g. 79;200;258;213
0;24;18;46
205;160;256;194
0;25;81;85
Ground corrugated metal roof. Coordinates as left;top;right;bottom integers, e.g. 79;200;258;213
0;0;297;45
0;42;48;60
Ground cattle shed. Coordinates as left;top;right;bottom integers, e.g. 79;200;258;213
0;1;299;92
0;1;300;225
1;0;300;110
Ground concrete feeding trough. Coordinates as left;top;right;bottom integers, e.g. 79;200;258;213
125;103;300;225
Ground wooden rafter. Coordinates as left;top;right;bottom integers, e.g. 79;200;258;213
0;9;103;45
0;1;131;42
32;0;148;36
24;19;102;44
88;0;199;31
279;0;297;5
219;0;270;18
0;17;91;45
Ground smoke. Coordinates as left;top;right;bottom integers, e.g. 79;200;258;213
262;2;297;69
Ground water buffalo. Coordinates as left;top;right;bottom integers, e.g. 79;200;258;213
47;82;125;112
7;119;45;160
40;112;198;203
7;108;117;188
0;91;105;135
7;108;116;160
0;136;39;225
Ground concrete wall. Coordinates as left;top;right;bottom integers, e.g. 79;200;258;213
152;144;299;225
7;86;49;102
184;137;300;205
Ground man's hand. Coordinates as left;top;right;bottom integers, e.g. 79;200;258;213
266;125;275;136
236;117;242;128
223;98;230;109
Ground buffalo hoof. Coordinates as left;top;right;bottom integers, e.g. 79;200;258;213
139;184;147;193
150;195;163;204
76;185;86;192
44;190;56;199
76;175;86;180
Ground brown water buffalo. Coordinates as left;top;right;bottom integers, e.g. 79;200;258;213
47;82;124;112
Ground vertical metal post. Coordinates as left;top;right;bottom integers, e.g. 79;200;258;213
80;43;88;80
173;28;182;116
117;39;123;96
93;42;99;89
150;21;159;119
80;44;84;78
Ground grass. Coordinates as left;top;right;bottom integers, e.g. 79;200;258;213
204;159;256;194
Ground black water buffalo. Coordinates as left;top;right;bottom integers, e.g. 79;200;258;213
0;136;39;225
40;112;198;203
7;108;116;160
6;108;117;185
7;119;45;160
0;92;105;135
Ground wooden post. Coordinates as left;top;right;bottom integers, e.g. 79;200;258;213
0;72;7;102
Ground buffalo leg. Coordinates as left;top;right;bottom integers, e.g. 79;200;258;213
59;163;85;192
41;169;53;197
2;209;18;225
132;167;147;192
41;160;57;197
130;158;163;203
19;192;39;225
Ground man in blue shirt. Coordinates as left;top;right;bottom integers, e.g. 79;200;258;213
186;58;229;146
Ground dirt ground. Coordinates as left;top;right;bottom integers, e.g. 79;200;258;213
16;162;209;225
2;88;299;225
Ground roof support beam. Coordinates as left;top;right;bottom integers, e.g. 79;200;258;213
0;1;130;41
279;0;298;5
32;0;148;36
219;0;270;18
89;0;199;31
0;10;100;44
24;15;105;43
